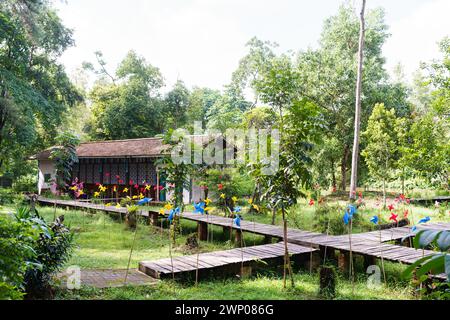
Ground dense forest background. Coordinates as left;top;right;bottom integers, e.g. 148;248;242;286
0;0;448;194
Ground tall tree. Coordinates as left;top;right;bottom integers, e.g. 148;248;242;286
349;0;366;200
164;80;190;129
297;4;393;191
87;51;165;140
0;0;81;176
362;103;398;207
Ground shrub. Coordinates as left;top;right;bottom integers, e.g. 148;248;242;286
14;208;74;299
0;215;37;300
313;204;347;235
0;188;25;205
12;174;37;193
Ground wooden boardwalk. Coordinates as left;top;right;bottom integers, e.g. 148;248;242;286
139;242;317;279
37;197;449;281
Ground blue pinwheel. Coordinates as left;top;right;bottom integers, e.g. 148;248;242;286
412;216;431;232
193;201;205;214
137;197;152;206
168;207;180;223
233;206;242;213
343;204;357;225
370;215;379;225
233;214;242;228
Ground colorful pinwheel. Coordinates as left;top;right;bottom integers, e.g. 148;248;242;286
370;216;379;225
194;201;205;214
233;214;242;228
233;206;242;213
343;204;357;225
137;197;152;206
411;216;431;231
389;213;398;223
168;207;180;223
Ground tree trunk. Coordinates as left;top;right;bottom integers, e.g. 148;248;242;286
401;167;405;195
340;145;350;191
281;205;294;288
382;178;387;209
331;160;336;189
349;0;366;201
271;207;276;225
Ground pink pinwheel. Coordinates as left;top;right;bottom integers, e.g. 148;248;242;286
388;204;395;211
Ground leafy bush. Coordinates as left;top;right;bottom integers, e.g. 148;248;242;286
313;204;347;235
0;214;37;300
0;188;25;205
12;174;37;193
402;229;450;299
14;207;74;299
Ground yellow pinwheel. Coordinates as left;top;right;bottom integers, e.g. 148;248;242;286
132;195;138;199
205;198;212;205
220;193;225;199
145;184;151;191
123;188;129;193
69;185;78;191
159;208;165;216
93;191;100;197
252;204;260;212
139;193;144;199
105;202;112;207
248;198;253;205
232;196;238;203
115;203;121;209
164;203;174;211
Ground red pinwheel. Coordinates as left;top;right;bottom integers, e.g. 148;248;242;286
134;184;139;189
358;191;363;199
308;199;315;206
105;172;110;177
218;183;223;190
332;186;337;193
118;179;124;184
403;209;409;218
389;213;398;223
116;175;121;179
129;179;134;186
388;204;395;211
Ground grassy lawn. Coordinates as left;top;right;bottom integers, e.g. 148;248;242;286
2;196;445;300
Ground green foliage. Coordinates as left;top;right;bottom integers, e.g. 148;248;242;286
13;208;74;298
164;80;190;129
0;214;37;300
0;0;82;176
402;230;450;288
50;131;80;189
362;103;398;202
313;204;346;236
0;187;25;205
12;174;37;193
87;50;165;140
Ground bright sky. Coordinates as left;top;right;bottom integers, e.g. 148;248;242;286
53;0;450;91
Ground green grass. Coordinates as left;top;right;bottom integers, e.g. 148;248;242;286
2;196;444;300
54;264;415;300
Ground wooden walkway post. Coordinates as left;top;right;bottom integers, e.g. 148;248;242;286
148;211;159;226
198;221;208;241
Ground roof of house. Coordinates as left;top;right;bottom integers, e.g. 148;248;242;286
32;135;234;161
32;137;169;160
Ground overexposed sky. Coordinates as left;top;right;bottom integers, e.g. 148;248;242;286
53;0;450;91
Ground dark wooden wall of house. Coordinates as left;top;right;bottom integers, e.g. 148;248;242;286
72;157;158;192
